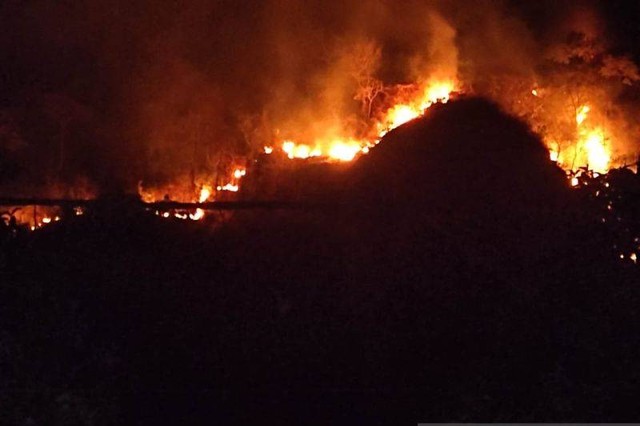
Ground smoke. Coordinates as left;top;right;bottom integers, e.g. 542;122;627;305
0;0;638;195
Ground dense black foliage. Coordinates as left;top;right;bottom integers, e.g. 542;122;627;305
2;98;640;425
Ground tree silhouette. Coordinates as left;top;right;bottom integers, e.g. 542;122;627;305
347;40;385;119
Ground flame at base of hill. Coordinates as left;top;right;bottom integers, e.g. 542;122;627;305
137;164;247;221
267;80;457;163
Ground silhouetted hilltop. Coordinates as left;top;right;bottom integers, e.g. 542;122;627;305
345;97;579;275
2;97;639;424
351;97;568;215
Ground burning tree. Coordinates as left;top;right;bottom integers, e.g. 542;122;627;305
347;40;385;119
488;31;640;174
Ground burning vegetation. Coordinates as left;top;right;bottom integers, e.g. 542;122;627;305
1;2;640;228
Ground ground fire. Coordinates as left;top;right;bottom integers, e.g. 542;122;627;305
2;3;640;241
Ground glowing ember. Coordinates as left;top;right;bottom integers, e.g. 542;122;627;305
531;89;538;97
42;217;52;224
264;146;274;154
189;208;205;221
217;183;239;192
233;168;247;179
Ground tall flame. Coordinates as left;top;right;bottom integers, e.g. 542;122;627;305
575;105;610;174
545;102;612;176
583;129;610;174
198;185;212;203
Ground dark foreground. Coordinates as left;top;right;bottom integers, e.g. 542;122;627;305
2;200;639;425
3;99;640;424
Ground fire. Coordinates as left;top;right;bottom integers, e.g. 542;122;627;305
217;167;245;192
382;80;456;134
233;168;247;179
327;140;362;162
275;79;456;164
279;139;367;162
217;183;239;192
583;129;610;174
575;105;590;125
574;104;610;174
383;104;421;130
3;205;64;230
282;141;322;160
542;102;612;177
422;80;455;107
198;185;213;203
189;208;205;221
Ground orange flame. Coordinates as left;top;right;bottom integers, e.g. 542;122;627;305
546;103;612;176
198;185;213;203
189;208;205;221
276;79;456;164
576;105;590;125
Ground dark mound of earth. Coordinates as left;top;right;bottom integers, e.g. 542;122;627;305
351;97;568;215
